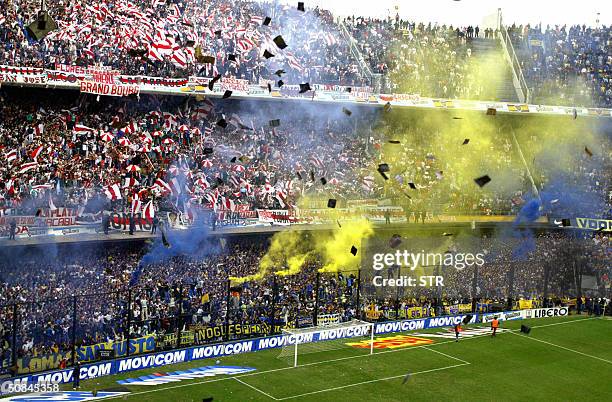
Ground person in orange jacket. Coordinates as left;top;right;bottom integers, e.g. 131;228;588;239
491;317;500;337
454;323;461;342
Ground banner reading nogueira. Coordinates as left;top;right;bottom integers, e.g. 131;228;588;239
80;80;140;97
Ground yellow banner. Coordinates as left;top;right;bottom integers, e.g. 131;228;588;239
4;335;155;374
191;323;285;342
518;300;533;309
574;218;612;232
438;215;549;223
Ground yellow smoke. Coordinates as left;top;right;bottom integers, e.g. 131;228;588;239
232;36;607;284
232;219;374;282
318;219;374;273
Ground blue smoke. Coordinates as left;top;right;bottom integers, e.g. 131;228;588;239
129;224;220;286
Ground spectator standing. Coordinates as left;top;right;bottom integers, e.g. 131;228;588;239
72;361;81;390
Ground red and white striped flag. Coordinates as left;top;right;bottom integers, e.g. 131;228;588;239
285;52;304;72
30;145;44;160
170;177;182;195
236;38;255;53
171;50;188;68
205;192;219;210
104;183;122;200
154;178;172;194
192;100;214;119
221;196;236;211
324;33;337;46
148;46;164;61
123;176;140;188
5;149;17;162
73;125;95;133
276;189;287;208
131;195;142;215
310;155;324;169
143;200;155;220
18;162;38;174
195;177;209;190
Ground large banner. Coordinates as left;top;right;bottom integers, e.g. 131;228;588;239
191;323;283;344
481;310;522;323
573;217;612;232
0;208;81;238
1;335;155;375
79;81;140;97
520;307;569;319
256;209;301;225
2;64;610;117
2;308;574;390
444;303;473;315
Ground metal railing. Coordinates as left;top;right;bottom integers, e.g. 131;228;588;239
2;261;607;378
498;15;531;103
337;19;382;92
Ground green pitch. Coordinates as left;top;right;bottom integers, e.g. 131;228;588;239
65;316;611;401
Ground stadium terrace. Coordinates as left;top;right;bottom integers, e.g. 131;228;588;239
0;1;610;401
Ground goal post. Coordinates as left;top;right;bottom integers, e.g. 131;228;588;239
278;320;375;367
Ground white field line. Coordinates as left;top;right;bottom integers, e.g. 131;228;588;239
528;317;598;329
422;346;471;365
105;316;605;400
509;331;612;365
104;334;482;400
275;363;470;401
234;377;280;401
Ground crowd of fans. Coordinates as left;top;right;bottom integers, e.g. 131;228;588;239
2;0;611;106
0;229;609;375
0;0;365;86
508;23;612;107
0;86;571;222
0;0;610;380
344;17;493;99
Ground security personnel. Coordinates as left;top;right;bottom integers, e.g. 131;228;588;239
9;218;17;240
491;317;500;337
72;361;81;390
454;323;461;342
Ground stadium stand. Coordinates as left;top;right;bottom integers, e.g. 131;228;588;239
509;23;612;107
0;0;609;387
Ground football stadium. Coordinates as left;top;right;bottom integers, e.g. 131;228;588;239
0;0;611;401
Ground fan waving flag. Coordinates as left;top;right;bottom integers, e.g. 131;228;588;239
31;145;44;160
18;162;38;174
154;178;173;194
104;183;122;200
5;149;17;162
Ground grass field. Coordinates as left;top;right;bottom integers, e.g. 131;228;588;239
14;315;612;401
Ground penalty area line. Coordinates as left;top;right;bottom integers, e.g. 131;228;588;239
509;331;612;365
275;362;470;400
234;377;280;400
104;333;491;400
422;346;471;365
529;317;599;329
